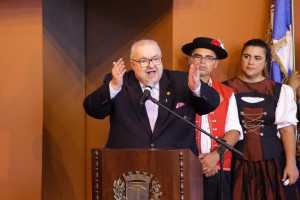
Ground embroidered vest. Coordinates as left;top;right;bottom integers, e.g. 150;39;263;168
196;79;233;170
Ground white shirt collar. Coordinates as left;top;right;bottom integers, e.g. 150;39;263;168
208;77;213;87
140;82;160;91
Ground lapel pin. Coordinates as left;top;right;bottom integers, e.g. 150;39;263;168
167;92;170;95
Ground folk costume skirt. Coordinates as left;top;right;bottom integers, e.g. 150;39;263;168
231;153;300;200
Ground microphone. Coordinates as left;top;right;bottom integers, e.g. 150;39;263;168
139;82;154;106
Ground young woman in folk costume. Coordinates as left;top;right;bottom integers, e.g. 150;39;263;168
224;39;300;200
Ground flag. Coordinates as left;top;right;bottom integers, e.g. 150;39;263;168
269;0;294;83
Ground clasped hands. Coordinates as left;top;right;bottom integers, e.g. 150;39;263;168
199;151;220;177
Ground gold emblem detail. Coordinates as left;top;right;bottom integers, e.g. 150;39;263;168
113;171;162;200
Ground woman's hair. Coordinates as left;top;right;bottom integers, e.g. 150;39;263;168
241;39;270;62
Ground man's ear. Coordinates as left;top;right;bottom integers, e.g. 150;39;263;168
186;56;192;65
130;60;135;69
214;60;219;69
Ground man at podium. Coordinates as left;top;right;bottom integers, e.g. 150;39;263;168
83;39;220;156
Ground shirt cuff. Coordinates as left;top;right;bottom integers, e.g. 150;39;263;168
189;82;201;97
109;81;122;99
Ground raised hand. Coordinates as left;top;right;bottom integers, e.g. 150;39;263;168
111;58;126;90
188;63;200;91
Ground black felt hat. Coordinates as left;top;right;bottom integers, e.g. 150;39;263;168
181;37;228;60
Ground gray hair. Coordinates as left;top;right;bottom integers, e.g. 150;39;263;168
130;39;161;59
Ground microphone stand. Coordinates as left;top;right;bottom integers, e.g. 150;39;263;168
148;96;243;200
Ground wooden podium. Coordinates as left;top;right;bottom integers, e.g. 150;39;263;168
91;148;203;200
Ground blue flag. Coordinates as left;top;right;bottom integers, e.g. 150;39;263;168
269;0;294;83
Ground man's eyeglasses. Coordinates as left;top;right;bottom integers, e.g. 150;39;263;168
191;54;217;62
132;57;162;67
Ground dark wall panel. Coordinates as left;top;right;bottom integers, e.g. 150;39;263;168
42;0;85;199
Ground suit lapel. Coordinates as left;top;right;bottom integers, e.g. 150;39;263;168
126;72;152;136
152;72;173;136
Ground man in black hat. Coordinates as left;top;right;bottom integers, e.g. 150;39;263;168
182;37;243;200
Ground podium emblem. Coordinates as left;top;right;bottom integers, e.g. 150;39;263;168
113;171;162;200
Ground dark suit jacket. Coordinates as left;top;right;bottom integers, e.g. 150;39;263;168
84;69;220;156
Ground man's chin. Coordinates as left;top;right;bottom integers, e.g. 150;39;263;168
199;73;208;77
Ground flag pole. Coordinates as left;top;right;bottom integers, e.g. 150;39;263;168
291;0;299;142
291;0;296;71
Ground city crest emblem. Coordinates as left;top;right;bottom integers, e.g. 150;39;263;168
113;171;162;200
